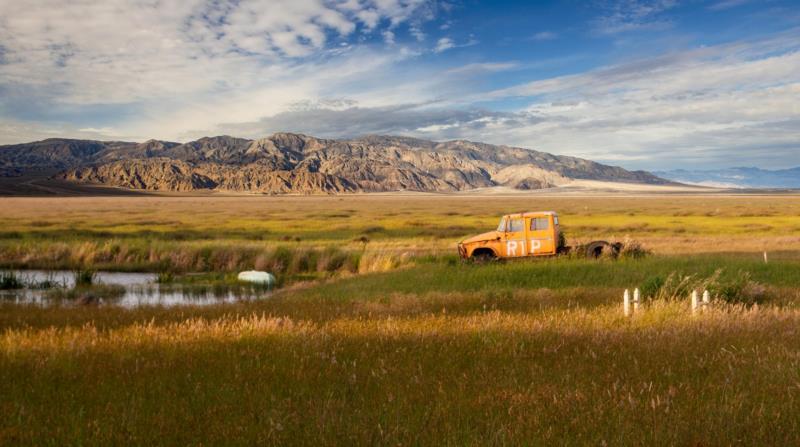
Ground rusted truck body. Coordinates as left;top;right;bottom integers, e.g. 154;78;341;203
457;211;619;261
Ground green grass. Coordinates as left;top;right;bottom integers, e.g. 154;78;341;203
291;254;800;302
3;196;800;444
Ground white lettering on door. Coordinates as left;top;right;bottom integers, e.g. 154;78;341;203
530;239;542;253
507;241;518;256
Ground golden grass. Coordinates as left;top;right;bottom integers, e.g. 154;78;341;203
3;301;800;444
3;194;800;444
4;300;794;354
1;194;800;272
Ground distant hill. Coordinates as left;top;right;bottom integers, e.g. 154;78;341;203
0;133;668;193
655;167;800;189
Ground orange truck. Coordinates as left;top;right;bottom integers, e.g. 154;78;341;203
457;211;620;261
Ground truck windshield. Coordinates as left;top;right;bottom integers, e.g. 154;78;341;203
496;217;507;232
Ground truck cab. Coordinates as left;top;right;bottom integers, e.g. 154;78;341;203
458;211;561;260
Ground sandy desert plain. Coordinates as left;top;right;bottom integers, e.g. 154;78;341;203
2;192;800;445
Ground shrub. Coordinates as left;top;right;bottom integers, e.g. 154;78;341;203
708;271;767;306
640;269;767;305
270;247;293;273
0;271;23;290
290;249;318;274
73;269;96;286
639;275;665;299
358;249;415;274
29;273;64;290
317;247;349;273
618;237;650;259
156;271;175;284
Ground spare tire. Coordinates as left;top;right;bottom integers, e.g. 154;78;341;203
584;241;620;259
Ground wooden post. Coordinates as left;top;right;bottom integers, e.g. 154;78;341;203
702;290;710;310
764;251;768;264
691;290;699;315
624;289;631;317
633;288;640;313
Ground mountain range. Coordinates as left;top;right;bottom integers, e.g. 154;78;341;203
655;167;800;189
0;133;668;194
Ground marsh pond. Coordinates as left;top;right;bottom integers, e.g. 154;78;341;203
0;270;272;308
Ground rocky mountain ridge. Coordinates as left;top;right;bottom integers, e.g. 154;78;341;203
0;133;667;193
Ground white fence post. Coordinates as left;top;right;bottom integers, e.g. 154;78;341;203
702;290;710;311
764;251;768;264
691;290;699;315
633;288;640;313
624;289;631;317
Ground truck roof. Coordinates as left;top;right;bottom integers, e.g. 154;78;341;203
503;211;558;218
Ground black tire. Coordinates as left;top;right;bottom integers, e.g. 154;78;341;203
471;251;497;264
585;241;619;259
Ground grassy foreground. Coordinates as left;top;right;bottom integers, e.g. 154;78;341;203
3;195;800;445
3;253;800;444
3;298;800;445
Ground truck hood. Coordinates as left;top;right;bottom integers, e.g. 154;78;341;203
460;231;502;244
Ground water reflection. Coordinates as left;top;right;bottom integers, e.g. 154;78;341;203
0;270;271;308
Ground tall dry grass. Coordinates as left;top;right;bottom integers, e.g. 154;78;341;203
3;302;800;445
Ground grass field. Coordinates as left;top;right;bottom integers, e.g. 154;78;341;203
2;194;800;273
2;194;800;445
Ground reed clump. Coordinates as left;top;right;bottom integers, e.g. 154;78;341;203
73;269;96;286
640;269;767;305
618;237;651;259
0;271;23;290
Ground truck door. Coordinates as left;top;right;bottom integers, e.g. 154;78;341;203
527;215;556;256
503;217;527;257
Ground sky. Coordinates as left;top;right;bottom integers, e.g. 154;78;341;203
0;0;798;170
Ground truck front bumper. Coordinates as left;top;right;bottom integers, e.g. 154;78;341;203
457;243;467;259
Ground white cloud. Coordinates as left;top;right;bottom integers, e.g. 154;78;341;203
409;24;426;41
433;36;478;53
708;0;752;11
204;30;795;170
0;119;135;144
0;0;439;141
78;127;118;135
209;101;534;140
445;33;800;169
593;0;678;35
444;62;519;75
434;37;455;52
0;0;434;106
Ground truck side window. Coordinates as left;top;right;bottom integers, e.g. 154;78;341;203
554;216;559;226
530;217;550;231
509;218;524;232
497;217;507;232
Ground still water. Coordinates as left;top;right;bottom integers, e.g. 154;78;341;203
0;270;270;308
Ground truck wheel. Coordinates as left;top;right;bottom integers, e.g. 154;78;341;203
471;251;497;264
585;241;619;259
